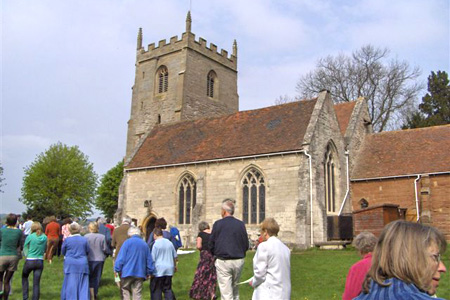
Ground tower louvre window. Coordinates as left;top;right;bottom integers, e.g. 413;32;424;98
157;66;169;93
242;167;265;224
207;71;217;98
178;173;197;224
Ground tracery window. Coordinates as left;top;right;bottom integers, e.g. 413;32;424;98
157;66;168;93
324;143;336;213
178;173;196;224
207;71;217;98
242;167;265;224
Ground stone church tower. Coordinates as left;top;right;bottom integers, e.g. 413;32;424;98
125;12;239;160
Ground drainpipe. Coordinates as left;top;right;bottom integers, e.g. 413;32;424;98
338;150;350;216
414;175;421;222
303;150;314;247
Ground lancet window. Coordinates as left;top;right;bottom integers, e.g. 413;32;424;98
242;167;265;224
324;143;337;213
178;173;196;224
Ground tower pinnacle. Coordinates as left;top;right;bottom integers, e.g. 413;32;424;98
186;11;192;33
137;28;143;50
232;39;238;57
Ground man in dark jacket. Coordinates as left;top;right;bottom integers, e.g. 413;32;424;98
209;199;249;300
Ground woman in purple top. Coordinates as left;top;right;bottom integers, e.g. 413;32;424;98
85;222;108;300
189;221;217;300
342;232;377;300
61;222;90;300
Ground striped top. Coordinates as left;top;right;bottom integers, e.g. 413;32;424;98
354;278;444;300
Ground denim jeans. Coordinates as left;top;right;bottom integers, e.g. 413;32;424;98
22;259;44;300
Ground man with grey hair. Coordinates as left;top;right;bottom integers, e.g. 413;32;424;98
112;216;132;259
114;227;155;300
97;217;112;256
209;198;249;300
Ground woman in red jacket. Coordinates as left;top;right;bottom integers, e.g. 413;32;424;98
44;216;60;264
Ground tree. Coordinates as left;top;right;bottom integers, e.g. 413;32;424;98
296;45;423;132
95;160;124;219
0;163;5;193
402;71;450;129
21;142;98;219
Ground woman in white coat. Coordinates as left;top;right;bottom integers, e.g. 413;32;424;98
250;218;291;300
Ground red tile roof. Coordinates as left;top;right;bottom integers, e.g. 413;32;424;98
352;125;450;179
126;99;317;169
334;102;357;135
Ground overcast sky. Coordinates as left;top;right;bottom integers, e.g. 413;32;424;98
1;0;449;216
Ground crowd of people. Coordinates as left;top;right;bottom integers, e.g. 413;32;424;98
0;198;447;300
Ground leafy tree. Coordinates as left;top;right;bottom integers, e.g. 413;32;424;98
296;45;423;132
0;163;5;193
96;160;124;219
402;71;450;129
21;142;98;219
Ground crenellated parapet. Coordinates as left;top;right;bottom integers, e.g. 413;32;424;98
136;13;237;70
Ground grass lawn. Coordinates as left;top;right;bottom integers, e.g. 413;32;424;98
10;248;449;299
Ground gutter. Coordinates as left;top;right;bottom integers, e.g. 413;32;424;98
351;171;450;182
414;175;421;222
338;150;350;216
302;150;314;247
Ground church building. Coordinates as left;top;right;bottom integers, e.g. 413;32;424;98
118;12;450;248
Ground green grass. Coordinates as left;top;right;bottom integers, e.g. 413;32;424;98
9;248;450;299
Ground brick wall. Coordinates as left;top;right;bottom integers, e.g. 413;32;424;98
351;174;450;240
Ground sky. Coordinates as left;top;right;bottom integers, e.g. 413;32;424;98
1;0;449;216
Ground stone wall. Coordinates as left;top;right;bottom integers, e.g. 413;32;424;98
122;154;318;248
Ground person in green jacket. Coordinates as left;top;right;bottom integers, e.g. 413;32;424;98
0;213;23;300
22;222;47;300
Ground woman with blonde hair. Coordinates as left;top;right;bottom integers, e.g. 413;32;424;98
250;218;291;300
22;222;47;300
85;222;108;300
355;220;447;299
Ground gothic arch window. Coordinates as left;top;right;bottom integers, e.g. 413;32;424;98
242;167;265;224
324;143;337;213
207;70;217;98
157;66;169;93
178;173;196;224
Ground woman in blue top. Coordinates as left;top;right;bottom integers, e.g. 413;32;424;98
22;222;47;300
61;222;90;300
355;220;447;300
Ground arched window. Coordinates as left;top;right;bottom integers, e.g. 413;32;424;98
157;66;168;93
207;71;217;98
242;167;265;224
178;173;196;224
324;143;337;213
359;198;369;209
